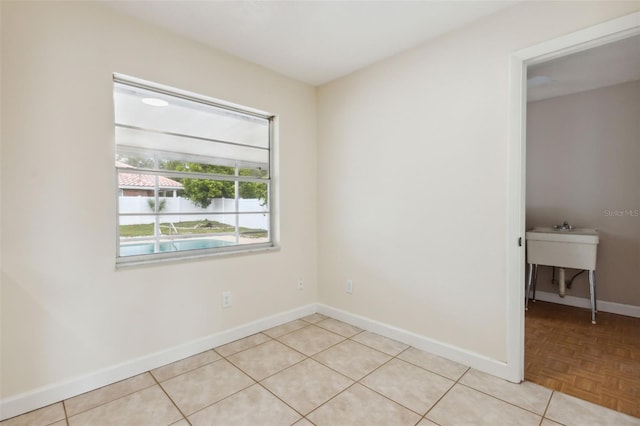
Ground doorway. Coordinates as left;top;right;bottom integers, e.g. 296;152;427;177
506;10;640;417
523;34;640;416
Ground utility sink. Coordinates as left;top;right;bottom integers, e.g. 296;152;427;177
525;226;599;323
526;227;598;270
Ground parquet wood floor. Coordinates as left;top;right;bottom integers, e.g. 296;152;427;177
525;301;640;418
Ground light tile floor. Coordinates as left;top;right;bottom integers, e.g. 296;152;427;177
3;313;639;426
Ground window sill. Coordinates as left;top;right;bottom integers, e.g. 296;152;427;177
115;243;280;270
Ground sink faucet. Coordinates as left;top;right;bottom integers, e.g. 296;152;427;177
554;221;573;231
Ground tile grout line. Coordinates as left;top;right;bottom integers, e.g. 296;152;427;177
303;381;360;421
60;373;158;419
181;352;287;421
152;349;221;383
214;332;273;358
62;400;70;426
271;326;349;360
189;343;308;421
151;371;193;425
256;333;352;420
253;323;382;421
255;381;311;421
220;314;330;359
456;381;547;419
217;335;275;359
246;318;357;423
265;328;301;339
366;352;468;420
421;366;470;423
304;339;430;421
263;323;311;340
248;320;364;421
299;326;461;421
390;350;465;383
220;340;307;386
541;390;557;425
303;334;458;422
182;379;258;422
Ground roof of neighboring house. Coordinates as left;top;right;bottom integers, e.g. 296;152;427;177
116;161;183;190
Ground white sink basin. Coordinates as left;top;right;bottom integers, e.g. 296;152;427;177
525;227;599;323
526;227;598;270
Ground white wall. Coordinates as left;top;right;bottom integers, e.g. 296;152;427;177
316;1;640;363
1;1;317;401
527;81;640;306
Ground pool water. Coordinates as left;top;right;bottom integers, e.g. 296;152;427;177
121;238;232;257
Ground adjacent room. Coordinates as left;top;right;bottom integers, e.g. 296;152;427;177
524;35;640;416
1;1;639;424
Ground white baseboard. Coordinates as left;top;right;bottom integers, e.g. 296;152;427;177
316;304;514;383
532;291;640;318
0;304;316;421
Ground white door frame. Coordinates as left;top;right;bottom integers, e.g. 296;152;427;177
506;11;640;383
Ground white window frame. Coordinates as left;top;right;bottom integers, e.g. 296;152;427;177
114;74;277;266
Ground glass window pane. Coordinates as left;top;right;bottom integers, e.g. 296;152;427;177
114;83;269;148
117;178;269;214
157;217;237;236
239;213;270;243
119;237;235;257
114;76;273;262
239;166;269;179
239;182;268;209
117;170;182;214
159;161;236;176
118;214;269;257
118;215;155;238
117;150;269;178
156;214;269;236
115;126;269;169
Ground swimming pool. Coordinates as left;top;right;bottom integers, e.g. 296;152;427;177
120;238;232;257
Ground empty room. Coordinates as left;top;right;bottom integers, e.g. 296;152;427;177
1;1;639;425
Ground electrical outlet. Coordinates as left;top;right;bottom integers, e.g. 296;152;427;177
222;291;232;308
297;278;304;290
346;279;353;294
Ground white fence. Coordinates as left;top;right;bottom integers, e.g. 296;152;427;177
118;196;268;230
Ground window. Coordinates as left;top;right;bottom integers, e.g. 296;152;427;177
114;75;274;264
